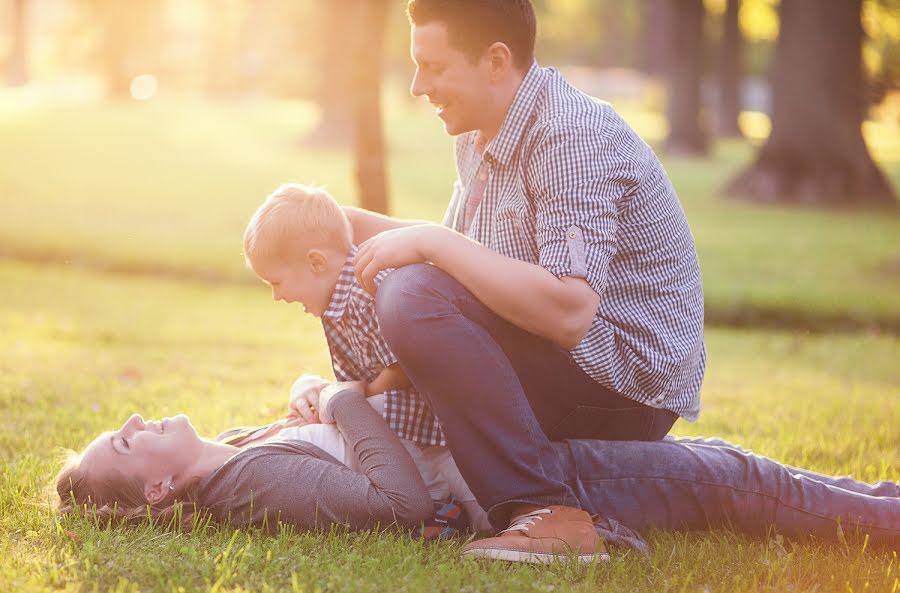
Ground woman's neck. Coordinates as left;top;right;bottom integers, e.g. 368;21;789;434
180;440;240;483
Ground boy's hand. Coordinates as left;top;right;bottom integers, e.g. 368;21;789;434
318;381;367;424
288;374;329;423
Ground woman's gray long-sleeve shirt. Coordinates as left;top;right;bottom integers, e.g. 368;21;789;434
196;390;434;531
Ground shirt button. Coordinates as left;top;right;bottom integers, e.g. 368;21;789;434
568;231;577;238
478;171;488;181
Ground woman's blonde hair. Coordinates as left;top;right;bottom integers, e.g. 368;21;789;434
55;450;203;529
243;184;352;269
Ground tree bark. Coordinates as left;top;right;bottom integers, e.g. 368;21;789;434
640;0;668;76
351;0;390;214
665;0;709;156
725;0;897;207
6;0;28;86
306;0;354;146
717;0;743;138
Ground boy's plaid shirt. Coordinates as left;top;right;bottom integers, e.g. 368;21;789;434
321;247;445;446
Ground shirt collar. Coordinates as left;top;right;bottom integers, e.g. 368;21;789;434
321;246;358;321
482;61;547;167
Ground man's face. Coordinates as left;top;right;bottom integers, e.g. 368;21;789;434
410;22;493;136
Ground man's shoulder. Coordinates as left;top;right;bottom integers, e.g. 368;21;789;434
523;69;640;151
533;69;611;126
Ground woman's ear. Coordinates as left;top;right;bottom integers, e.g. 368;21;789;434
144;479;172;505
305;249;329;273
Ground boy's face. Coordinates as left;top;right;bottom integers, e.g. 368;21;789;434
252;252;337;318
409;21;494;136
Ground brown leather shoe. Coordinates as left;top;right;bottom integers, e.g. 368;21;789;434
461;505;609;564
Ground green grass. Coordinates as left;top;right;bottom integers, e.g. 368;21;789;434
1;90;899;591
1;92;899;326
1;260;898;593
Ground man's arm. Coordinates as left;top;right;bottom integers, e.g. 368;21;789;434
343;206;431;244
354;224;599;349
422;227;599;349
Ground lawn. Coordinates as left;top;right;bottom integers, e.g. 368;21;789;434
1;89;898;592
1;261;897;593
1;90;899;325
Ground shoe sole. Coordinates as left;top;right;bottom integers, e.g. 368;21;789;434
461;547;610;565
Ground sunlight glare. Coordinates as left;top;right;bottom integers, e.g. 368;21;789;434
130;75;159;101
739;111;771;141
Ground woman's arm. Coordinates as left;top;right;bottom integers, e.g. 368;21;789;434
202;389;433;531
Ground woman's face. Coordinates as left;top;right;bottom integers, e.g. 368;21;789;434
80;413;204;499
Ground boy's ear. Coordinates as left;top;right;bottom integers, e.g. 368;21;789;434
305;249;329;273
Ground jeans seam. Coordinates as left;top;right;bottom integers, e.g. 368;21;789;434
579;476;900;531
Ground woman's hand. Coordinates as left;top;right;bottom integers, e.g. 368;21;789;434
318;381;367;424
288;374;330;423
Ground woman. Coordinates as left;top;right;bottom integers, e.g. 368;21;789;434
57;383;434;531
57;382;899;554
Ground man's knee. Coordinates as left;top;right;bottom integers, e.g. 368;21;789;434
375;263;444;346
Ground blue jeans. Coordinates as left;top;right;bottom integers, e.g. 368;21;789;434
376;264;677;526
561;436;900;547
377;265;899;546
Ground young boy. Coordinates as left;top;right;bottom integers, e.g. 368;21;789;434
242;183;491;533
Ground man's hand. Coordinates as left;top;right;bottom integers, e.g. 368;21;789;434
288;374;329;423
354;224;445;294
317;381;367;424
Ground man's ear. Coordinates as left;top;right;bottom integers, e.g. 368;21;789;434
145;479;171;505
487;42;513;80
306;249;329;273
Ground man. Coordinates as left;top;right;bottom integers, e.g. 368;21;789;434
346;0;705;564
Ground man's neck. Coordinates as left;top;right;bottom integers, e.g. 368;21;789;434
476;67;529;149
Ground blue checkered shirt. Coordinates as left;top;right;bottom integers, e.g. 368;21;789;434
321;247;445;445
443;62;705;420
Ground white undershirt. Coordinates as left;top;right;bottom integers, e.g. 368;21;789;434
272;395;478;506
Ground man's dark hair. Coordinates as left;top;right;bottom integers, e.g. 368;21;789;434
407;0;536;70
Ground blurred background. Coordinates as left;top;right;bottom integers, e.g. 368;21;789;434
3;6;899;589
1;0;898;329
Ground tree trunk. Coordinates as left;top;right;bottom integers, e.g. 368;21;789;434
351;0;390;214
725;0;897;207
640;0;668;76
665;0;709;156
717;0;743;138
96;0;162;99
306;1;354;146
7;0;28;86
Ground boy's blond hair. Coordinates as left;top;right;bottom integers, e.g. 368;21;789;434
243;184;352;267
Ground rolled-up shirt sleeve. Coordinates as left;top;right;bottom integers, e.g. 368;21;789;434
527;122;639;298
